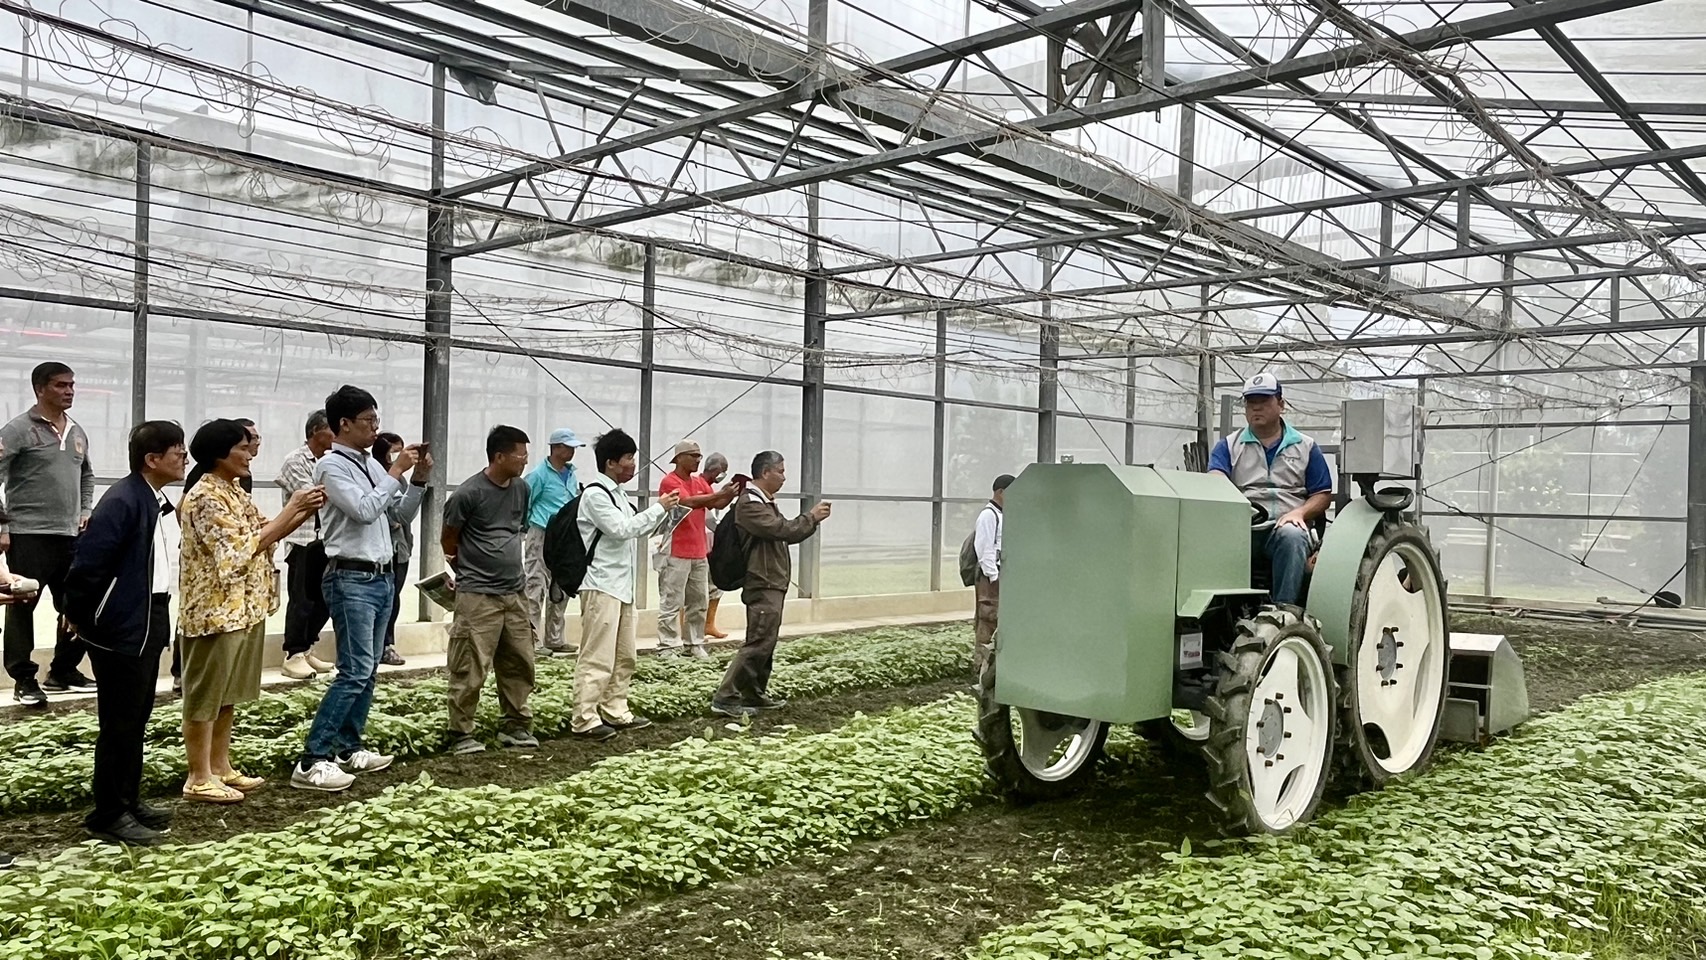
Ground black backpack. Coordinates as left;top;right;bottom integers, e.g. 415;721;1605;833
543;486;619;598
958;503;999;587
708;507;750;592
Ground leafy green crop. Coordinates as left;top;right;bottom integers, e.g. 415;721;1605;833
0;625;972;814
972;672;1706;960
0;696;985;960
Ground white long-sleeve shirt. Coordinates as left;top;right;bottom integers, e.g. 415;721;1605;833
974;502;1002;582
576;470;668;605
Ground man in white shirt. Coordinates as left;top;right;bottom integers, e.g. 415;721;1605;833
571;428;680;741
278;409;337;680
63;421;187;846
972;474;1013;677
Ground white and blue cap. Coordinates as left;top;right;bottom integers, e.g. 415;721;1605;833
547;428;587;447
1242;372;1283;398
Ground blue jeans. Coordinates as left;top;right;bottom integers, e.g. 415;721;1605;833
1256;524;1312;606
302;568;394;762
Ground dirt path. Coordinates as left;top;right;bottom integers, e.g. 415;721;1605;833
0;678;969;861
482;615;1706;960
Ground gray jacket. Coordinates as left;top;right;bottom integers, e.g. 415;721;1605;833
0;407;94;536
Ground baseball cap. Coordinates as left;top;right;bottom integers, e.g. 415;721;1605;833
1242;373;1282;398
547;428;587;447
672;439;702;460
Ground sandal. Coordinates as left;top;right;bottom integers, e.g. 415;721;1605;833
182;780;245;804
220;772;266;791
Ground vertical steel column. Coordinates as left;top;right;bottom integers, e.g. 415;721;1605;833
1140;0;1165;89
131;142;151;426
1177;106;1196;200
1378;203;1395;282
1687;363;1706;606
1196;353;1215;454
1124;353;1138;464
1415;375;1428;527
930;309;947;590
1455;186;1471;249
1037;245;1059;463
797;0;829;600
637;243;657;609
1195;284;1212;455
420;63;454;619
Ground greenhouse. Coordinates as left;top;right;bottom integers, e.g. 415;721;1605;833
3;0;1706;956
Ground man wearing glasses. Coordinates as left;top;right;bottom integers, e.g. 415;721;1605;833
292;385;432;792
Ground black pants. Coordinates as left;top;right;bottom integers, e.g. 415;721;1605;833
3;533;82;681
86;596;169;830
283;543;331;657
384;560;410;648
714;588;786;705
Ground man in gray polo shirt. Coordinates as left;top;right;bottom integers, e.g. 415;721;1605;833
441;425;536;754
0;362;95;705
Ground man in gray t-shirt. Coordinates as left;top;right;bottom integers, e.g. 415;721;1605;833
439;426;536;753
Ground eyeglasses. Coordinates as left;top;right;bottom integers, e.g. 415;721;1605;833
355;415;382;427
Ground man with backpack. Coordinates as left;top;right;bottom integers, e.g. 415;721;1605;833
567;429;680;742
968;474;1013;677
709;450;830;718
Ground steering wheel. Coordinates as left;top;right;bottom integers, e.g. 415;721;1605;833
1249;502;1275;532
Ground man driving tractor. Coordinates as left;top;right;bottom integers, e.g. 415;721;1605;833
1206;373;1333;606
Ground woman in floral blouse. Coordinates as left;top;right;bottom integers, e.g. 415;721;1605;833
178;420;324;803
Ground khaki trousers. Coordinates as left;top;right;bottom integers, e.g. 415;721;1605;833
446;592;536;735
522;526;570;649
973;574;999;676
574;590;638;732
655;555;709;650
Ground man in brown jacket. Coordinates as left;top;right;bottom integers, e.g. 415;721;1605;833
710;450;830;717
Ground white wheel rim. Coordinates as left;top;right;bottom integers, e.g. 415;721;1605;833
1170;710;1212;743
1355;541;1448;774
1015;709;1103;782
1243;634;1332;831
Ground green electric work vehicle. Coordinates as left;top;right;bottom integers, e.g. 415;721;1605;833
974;400;1464;835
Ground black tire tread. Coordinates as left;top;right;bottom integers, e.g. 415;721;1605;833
975;649;1109;801
1336;518;1452;792
1202;607;1337;835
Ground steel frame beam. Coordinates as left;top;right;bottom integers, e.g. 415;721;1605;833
465;0;1646;325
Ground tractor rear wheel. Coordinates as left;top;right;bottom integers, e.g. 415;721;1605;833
975;648;1108;800
1203;608;1337;834
1338;520;1451;789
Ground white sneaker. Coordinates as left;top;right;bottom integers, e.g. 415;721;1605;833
337;749;394;774
305;653;335;674
290;759;355;792
280;653;316;680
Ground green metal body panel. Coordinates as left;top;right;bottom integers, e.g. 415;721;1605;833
993;463;1252;724
1168;471;1261;617
1304;497;1386;666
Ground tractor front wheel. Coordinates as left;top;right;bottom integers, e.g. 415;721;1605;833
975;649;1108;800
1203;607;1337;834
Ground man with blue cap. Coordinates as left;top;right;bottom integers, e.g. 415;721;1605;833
1206;372;1333;606
522;427;585;656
